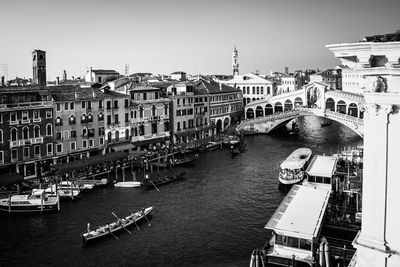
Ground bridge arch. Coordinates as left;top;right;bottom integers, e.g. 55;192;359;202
294;97;303;107
348;103;358;117
255;106;264;117
336;100;347;114
216;119;222;133
326;98;335;111
274;102;283;113
223;117;230;130
284;99;293;111
265;104;273;115
246;108;254;119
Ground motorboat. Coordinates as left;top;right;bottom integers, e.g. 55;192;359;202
0;188;60;213
278;148;312;184
81;207;153;243
45;181;81;199
202;141;222;152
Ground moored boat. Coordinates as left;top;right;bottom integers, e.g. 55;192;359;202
0;189;60;213
278;148;312;185
81;207;153;243
114;181;141;188
321;119;332;127
45;181;81;199
202;141;222;152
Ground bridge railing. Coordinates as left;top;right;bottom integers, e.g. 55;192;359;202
324;110;363;125
241;109;301;126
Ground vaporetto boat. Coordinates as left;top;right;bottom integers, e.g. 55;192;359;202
279;148;312;185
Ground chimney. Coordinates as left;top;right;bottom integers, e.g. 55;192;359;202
219;83;222;91
90;67;93;83
63;70;67;81
1;76;4;86
74;92;78;100
92;90;96;98
72;76;75;80
56;77;60;85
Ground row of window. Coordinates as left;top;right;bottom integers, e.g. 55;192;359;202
210;106;230;116
56;99;129;112
211;93;240;103
8;124;52;141
7;143;53;162
240;86;271;96
8;110;52;123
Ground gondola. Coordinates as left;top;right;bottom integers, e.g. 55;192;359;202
141;172;186;189
321;120;332;127
81;207;153;243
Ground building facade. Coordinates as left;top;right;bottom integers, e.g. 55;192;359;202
85;68;119;84
195;79;243;133
129;85;170;149
221;72;274;106
0;86;54;179
51;86;107;163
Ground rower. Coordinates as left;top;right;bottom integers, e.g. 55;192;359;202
87;223;91;235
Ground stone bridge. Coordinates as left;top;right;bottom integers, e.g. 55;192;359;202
239;82;365;137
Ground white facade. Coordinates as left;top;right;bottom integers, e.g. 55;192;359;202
221;72;275;105
327;37;400;267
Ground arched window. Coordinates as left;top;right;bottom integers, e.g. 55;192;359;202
125;129;129;141
107;132;112;142
115;131;120;142
81;114;87;123
34;125;40;138
152;105;156;116
0;129;3;143
98;112;104;121
56;116;62;126
22;126;29;140
87;113;93;122
11;128;17;141
46;124;52;136
69;115;76;125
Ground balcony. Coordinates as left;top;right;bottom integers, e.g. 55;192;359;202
0;101;54;111
131;132;170;142
9;137;44;148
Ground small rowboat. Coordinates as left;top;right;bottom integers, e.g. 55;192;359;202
81;207;153;243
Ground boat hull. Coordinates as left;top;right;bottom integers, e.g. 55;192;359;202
0;203;58;213
114;181;141;188
81;207;153;243
278;177;303;185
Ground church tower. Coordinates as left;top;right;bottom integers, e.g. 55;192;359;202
32;50;46;85
232;45;239;76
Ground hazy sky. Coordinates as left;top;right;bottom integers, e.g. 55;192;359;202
1;0;399;80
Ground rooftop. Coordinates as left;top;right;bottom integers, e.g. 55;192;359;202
362;30;400;43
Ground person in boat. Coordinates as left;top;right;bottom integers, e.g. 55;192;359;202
141;208;145;215
87;223;91;235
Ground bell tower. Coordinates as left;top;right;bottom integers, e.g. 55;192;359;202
232;45;239;76
32;50;46;85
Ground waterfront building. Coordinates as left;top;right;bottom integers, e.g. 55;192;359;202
166;81;214;149
276;71;304;94
221;72;275;106
195;79;243;133
327;30;400;267
0;86;54;179
50;86;106;164
128;84;170;149
32;50;46;86
85;68;119;84
102;89;132;151
309;68;342;90
232;45;239;76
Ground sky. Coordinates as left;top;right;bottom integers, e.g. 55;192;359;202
1;0;399;80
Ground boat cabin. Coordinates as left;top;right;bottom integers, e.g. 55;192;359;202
303;155;338;189
264;185;331;266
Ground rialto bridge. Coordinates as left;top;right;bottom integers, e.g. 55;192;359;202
238;82;365;137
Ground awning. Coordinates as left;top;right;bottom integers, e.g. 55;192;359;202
0;173;24;186
132;136;169;148
52;151;128;172
110;142;135;152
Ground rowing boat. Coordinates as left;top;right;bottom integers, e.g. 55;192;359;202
81;207;153;243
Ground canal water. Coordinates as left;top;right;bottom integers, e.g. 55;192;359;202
0;116;362;267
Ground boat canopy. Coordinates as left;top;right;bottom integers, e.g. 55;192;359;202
305;155;338;178
280;148;312;170
110;142;135;152
265;185;331;240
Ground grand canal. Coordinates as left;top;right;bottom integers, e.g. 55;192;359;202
0;116;362;267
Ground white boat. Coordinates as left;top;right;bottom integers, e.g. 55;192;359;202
45;181;81;199
114;181;141;188
279;148;312;184
263;185;331;267
0;189;60;213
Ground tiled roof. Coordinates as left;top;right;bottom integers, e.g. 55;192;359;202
195;79;240;94
51;87;106;101
92;69;119;74
362;30;400;42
